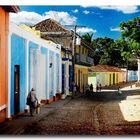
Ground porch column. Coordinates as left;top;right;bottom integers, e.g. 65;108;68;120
25;40;29;110
64;61;69;95
59;54;62;93
53;52;56;96
46;50;49;99
7;32;12;118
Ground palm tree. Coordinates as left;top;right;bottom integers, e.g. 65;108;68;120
82;33;93;44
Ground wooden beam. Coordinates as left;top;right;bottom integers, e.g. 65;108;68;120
41;31;72;37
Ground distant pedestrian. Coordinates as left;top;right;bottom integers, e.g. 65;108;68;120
96;84;99;92
99;83;102;91
118;86;122;95
85;84;90;95
96;81;100;92
90;84;93;93
26;88;38;116
74;83;77;93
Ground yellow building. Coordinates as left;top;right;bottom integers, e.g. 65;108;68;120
75;36;94;92
88;65;126;88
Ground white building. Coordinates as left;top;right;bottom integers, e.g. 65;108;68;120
8;23;62;118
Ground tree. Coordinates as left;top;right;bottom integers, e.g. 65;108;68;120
92;37;118;65
120;16;140;57
120;17;140;43
82;33;93;44
81;16;140;70
119;16;140;70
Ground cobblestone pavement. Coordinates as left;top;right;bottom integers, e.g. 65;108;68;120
1;82;140;136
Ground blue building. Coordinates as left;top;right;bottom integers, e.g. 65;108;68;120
8;23;61;118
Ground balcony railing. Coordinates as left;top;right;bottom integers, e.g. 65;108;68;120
80;54;87;63
75;53;94;66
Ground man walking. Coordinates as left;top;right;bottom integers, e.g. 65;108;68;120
27;88;38;116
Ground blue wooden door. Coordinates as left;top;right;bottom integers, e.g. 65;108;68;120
69;65;73;92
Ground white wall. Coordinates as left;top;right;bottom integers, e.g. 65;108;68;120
9;23;62;103
36;51;46;101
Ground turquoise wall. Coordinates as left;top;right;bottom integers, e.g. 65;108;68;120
11;34;26;115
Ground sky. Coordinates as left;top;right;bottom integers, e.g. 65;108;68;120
10;5;140;40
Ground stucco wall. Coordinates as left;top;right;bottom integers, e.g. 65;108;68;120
0;7;8;107
10;34;26;115
0;7;9;122
9;23;62;117
75;65;88;92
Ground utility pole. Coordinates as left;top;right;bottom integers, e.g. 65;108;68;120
70;25;86;98
72;25;77;97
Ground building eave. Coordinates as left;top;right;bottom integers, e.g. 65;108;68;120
2;6;20;13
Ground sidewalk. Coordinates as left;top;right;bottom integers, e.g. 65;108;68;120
102;81;137;90
0;96;72;135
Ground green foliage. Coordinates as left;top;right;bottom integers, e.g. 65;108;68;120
81;17;140;70
120;16;140;43
82;33;93;44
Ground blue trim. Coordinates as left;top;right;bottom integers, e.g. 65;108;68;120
11;34;26;115
69;65;73;92
41;47;47;54
62;58;69;61
62;64;65;94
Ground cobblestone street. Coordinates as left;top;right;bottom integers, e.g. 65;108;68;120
1;83;140;136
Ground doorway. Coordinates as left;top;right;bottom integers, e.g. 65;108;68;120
14;65;20;114
109;74;111;85
113;73;115;85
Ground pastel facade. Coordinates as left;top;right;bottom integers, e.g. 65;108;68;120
0;6;19;122
33;19;73;98
128;70;138;81
88;65;126;88
61;41;72;97
8;23;61;118
75;37;94;92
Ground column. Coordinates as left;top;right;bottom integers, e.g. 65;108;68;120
53;52;56;97
46;50;49;99
59;55;62;93
64;62;69;95
7;33;11;118
25;40;29;110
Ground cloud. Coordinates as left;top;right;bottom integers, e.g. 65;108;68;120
97;6;139;14
110;27;121;32
10;10;77;26
76;27;97;33
72;9;79;13
10;11;43;25
43;11;77;25
83;10;90;14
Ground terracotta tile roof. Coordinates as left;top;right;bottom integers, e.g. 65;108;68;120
33;18;71;34
32;18;72;46
33;18;94;52
89;64;125;72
